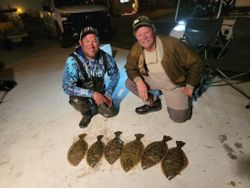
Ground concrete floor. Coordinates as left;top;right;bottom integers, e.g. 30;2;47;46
0;40;250;188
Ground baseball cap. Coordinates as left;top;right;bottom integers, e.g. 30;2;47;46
132;16;155;33
79;26;99;40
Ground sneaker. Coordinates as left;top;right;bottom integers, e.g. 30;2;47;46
79;112;92;128
135;98;162;115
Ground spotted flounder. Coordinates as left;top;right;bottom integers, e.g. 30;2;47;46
104;131;124;164
86;135;105;168
67;133;88;166
161;141;188;180
120;133;144;172
141;135;172;170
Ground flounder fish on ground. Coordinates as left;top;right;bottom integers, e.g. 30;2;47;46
67;133;88;166
104;131;124;164
120;133;145;172
86;135;105;168
141;135;172;170
161;141;188;180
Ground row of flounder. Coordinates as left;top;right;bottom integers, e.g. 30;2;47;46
67;131;188;180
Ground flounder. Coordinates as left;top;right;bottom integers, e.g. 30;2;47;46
161;141;188;180
120;133;144;172
104;131;124;164
86;135;105;168
141;135;172;170
67;133;88;166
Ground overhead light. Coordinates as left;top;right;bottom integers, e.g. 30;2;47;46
16;7;24;14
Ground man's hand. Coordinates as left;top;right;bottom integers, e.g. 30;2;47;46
136;79;148;102
103;96;112;108
93;92;112;107
183;87;193;96
93;92;105;106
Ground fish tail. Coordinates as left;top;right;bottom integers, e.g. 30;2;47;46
163;135;172;142
135;133;144;140
176;141;185;148
79;133;87;139
114;131;122;137
97;135;104;141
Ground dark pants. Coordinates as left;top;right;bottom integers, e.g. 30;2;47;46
69;96;118;118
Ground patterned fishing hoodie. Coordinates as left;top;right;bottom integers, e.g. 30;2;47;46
62;46;120;98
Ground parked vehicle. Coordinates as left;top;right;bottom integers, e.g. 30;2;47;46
0;7;32;50
40;0;112;48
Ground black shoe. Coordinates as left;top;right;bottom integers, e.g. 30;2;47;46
79;112;92;128
135;98;162;115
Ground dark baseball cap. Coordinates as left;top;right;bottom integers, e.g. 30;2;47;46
79;26;99;40
132;16;155;33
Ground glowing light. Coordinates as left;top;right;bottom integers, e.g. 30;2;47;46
174;24;186;31
16;7;24;14
120;0;129;3
121;0;138;16
178;20;186;25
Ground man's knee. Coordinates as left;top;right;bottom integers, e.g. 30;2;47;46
125;79;130;88
69;96;91;114
167;107;191;123
125;79;135;91
126;78;141;97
